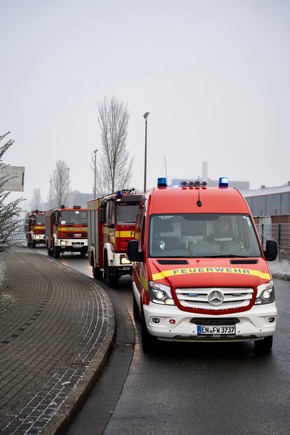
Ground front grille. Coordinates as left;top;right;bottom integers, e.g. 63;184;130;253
190;318;240;325
175;287;254;311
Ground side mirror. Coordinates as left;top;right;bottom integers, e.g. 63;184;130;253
264;240;278;262
127;240;144;262
100;208;106;223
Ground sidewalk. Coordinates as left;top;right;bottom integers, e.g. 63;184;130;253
0;247;115;435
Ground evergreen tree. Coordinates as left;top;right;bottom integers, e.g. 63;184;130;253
0;132;23;251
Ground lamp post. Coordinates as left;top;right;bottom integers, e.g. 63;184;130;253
93;149;98;198
143;112;150;192
66;167;70;207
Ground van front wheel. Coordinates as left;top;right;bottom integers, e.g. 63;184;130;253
133;295;140;320
254;336;273;353
141;308;157;352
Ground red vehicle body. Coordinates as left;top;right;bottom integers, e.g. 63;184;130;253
87;189;143;287
127;177;278;352
45;205;88;258
25;210;46;248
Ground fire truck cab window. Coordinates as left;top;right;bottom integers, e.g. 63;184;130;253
71;211;87;224
116;204;139;224
35;215;45;225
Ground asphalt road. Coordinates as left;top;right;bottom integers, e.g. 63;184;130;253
37;249;290;435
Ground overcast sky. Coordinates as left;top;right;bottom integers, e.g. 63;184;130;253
1;0;290;207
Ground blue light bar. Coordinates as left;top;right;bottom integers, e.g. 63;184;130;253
219;177;229;188
117;190;122;199
157;177;167;187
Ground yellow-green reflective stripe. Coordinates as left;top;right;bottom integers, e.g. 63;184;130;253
115;231;135;237
102;228;134;237
141;274;148;291
152;267;270;281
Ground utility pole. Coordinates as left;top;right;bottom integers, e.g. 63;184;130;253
143;112;150;192
93;149;98;198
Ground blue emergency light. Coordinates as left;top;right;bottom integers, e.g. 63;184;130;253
219;177;229;188
157;177;167;187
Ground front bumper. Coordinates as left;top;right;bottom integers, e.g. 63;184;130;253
56;239;88;251
143;303;277;342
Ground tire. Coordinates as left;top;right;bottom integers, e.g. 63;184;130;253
254;336;273;353
133;294;140;320
53;243;60;259
141;307;157;352
93;266;103;280
47;242;53;257
104;256;119;288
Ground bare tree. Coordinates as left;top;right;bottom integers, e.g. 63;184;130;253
30;188;42;210
96;96;133;194
0;132;23;251
48;160;70;208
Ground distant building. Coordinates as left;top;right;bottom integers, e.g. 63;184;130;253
69;191;95;208
2;166;25;192
242;182;290;217
41;191;96;211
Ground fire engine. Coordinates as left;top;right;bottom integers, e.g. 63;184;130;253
87;189;143;287
45;205;88;258
127;177;278;353
24;210;46;248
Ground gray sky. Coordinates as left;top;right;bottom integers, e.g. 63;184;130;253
1;0;290;206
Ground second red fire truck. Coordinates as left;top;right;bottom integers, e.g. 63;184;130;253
87;189;142;287
45;205;88;258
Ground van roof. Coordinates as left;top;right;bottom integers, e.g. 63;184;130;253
147;186;250;214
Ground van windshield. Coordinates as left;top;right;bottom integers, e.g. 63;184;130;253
149;214;262;258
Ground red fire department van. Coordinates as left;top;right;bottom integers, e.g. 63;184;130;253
87;189;143;287
127;177;278;352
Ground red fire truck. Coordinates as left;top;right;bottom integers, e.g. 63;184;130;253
25;210;46;248
87;189;143;287
46;205;88;258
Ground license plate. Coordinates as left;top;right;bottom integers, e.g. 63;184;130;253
197;325;236;335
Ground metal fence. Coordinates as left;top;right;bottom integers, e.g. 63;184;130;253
256;223;290;261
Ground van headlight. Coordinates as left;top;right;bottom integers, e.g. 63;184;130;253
148;281;175;305
255;281;275;305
